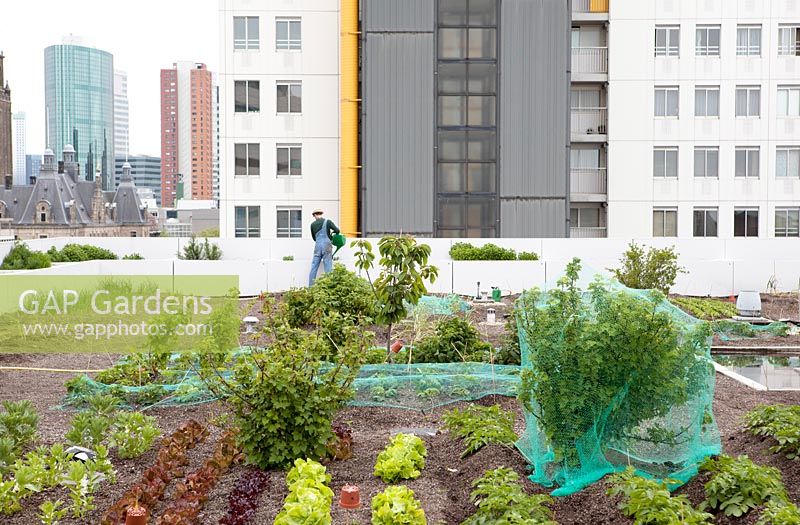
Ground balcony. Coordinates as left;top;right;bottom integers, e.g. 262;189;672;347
571;226;607;238
571;108;607;141
570;168;607;201
572;0;609;21
572;47;608;80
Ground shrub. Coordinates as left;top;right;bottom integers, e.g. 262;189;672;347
610;242;684;294
371;486;426;525
122;253;144;260
198;227;220;237
195;304;373;469
670;296;736;320
0;242;51;270
757;500;800;525
496;308;520;365
450;242;517;261
700;455;788;517
463;467;556;525
178;235;223;260
744;404;800;460
282;255;294;261
412;317;492;363
608;466;712;525
517;251;540;261
47;244;118;262
442;404;517;458
374;433;427;483
274;459;333;525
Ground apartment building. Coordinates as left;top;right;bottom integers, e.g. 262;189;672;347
606;0;800;239
219;0;800;239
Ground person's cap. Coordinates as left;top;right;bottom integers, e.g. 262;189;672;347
312;208;324;215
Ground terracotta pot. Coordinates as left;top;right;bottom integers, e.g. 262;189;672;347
340;485;361;509
390;340;404;354
125;505;148;525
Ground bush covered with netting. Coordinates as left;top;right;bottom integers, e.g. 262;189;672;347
515;259;720;496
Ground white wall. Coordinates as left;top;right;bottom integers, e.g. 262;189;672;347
3;237;800;296
219;0;341;239
608;0;800;239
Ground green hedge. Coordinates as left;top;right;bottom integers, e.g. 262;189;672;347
47;244;118;262
449;242;538;261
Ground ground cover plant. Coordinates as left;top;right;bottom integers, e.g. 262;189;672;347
411;316;492;363
374;433;427;483
0;242;51;269
442;404;517;457
610;242;684;294
516;258;717;492
699;455;789;517
371;485;426;525
274;459;332;525
670;296;737;320
744;404;800;459
463;467;557;525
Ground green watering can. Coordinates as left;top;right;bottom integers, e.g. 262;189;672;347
331;233;347;256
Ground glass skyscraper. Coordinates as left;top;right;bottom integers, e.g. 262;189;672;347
44;40;115;189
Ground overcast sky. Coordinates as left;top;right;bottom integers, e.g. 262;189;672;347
1;0;218;157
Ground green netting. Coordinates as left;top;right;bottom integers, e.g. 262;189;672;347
406;294;471;315
62;350;520;412
712;319;792;341
514;268;721;496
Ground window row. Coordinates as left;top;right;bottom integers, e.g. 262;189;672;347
652;146;800;179
234;144;303;177
234;81;302;114
654;85;800;117
654;24;800;57
233;16;301;51
653;207;800;238
235;206;304;238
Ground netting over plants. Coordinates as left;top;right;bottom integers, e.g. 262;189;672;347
515;259;721;496
712;320;792;341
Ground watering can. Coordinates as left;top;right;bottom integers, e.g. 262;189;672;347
331;233;346;256
491;287;502;302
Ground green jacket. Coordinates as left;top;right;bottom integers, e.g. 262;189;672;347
310;218;340;241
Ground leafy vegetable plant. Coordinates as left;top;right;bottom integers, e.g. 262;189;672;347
61;460;105;518
374;433;427;483
607;466;712;525
700;455;788;517
112;412;161;459
0;399;39;461
757;500;800;525
327;422;353;461
39;500;67;525
670;297;736;320
371;485;426;525
412;317;492;363
442;404;517;457
744;404;800;460
463;467;556;525
219;469;270;525
274;459;333;525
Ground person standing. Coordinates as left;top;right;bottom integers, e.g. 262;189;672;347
308;208;341;286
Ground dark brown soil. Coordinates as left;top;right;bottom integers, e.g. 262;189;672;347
0;353;799;524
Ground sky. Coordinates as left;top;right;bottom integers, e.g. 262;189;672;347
1;0;218;157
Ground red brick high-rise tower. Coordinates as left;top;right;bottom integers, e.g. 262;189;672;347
0;52;12;179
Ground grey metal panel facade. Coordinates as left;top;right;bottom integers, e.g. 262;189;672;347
499;0;570;237
362;34;435;235
363;0;434;32
501;199;567;238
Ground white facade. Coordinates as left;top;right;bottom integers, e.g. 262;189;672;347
219;0;341;239
114;70;129;158
605;0;800;239
12;112;25;186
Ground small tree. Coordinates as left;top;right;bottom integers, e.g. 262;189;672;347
352;236;438;352
610;242;684;294
177;236;222;260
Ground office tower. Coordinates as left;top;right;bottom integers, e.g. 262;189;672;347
114;69;129;158
0;52;11;179
12;112;25;185
160;62;213;208
45;37;115;189
114;155;162;206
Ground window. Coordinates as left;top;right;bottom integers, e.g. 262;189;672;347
653;147;678;178
276;208;302;238
694;147;719;178
696;25;721;56
777;86;800;117
735;86;760;117
233;16;259;50
737;25;761;56
776;147;800;178
778;25;800;56
277;82;302;113
439;28;497;60
655;86;679;117
734;208;759;237
235;206;260;238
775;208;800;237
570;207;602;228
735;147;760;178
653;208;678;237
234;81;259;113
655;25;680;57
695;86;720;117
276;144;302;176
276;18;301;50
234;143;260;176
693;208;718;237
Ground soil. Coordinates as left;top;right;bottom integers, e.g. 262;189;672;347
1;351;799;525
